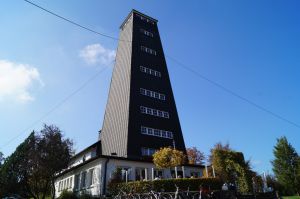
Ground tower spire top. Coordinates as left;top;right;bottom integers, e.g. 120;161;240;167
120;9;158;29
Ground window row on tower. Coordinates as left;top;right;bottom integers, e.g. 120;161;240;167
140;88;165;101
140;28;154;37
136;14;155;25
140;106;169;119
141;126;173;139
141;46;157;56
140;66;161;77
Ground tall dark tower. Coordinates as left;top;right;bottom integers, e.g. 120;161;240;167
101;10;186;159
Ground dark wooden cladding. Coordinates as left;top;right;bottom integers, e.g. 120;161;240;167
101;10;186;159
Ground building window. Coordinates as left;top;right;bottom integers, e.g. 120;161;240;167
140;106;146;113
141;147;157;156
141;46;157;55
136;14;155;25
113;167;132;182
66;178;69;189
74;174;80;190
140;66;161;77
140;106;169;119
141;126;147;134
154;129;160;136
154;169;164;179
81;171;87;189
140;28;154;37
141;126;173;139
140;88;166;101
135;168;148;181
87;169;94;187
58;181;62;192
167;131;173;139
69;177;72;188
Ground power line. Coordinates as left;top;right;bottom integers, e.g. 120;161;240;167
0;66;110;149
23;0;129;42
166;55;300;129
21;0;300;129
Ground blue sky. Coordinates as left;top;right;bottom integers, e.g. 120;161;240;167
0;0;299;174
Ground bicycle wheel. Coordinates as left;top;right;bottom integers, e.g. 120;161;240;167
132;193;141;199
191;193;201;199
159;193;173;199
140;193;156;199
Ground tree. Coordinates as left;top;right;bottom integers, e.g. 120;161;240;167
0;132;36;198
0;124;73;199
31;124;73;199
153;147;185;169
265;174;284;193
186;147;205;165
272;136;299;195
209;142;253;193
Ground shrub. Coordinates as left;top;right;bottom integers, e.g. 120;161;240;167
79;193;95;199
107;177;222;196
58;190;78;199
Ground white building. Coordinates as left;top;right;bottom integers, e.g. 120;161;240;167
54;141;204;197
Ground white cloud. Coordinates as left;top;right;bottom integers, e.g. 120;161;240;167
79;43;115;66
0;60;43;103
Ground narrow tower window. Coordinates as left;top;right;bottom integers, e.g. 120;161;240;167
140;28;154;37
141;46;157;56
140;106;169;119
140;66;161;77
140;88;166;101
141;126;173;139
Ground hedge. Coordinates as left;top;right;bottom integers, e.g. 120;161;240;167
58;190;99;199
107;177;222;195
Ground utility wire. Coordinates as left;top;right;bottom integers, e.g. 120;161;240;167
166;55;300;129
23;0;129;42
0;66;110;149
21;0;300;130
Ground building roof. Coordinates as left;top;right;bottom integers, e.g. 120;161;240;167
69;140;101;161
120;9;158;29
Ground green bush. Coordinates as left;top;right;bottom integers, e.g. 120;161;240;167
58;191;98;199
107;177;222;195
58;190;78;199
79;193;95;199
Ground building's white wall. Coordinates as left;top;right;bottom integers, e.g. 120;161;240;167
55;158;103;198
55;157;204;198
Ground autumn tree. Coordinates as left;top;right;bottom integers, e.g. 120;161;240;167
186;147;205;165
153;147;185;169
272;136;299;195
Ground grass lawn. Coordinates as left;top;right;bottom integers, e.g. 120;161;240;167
283;196;300;199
